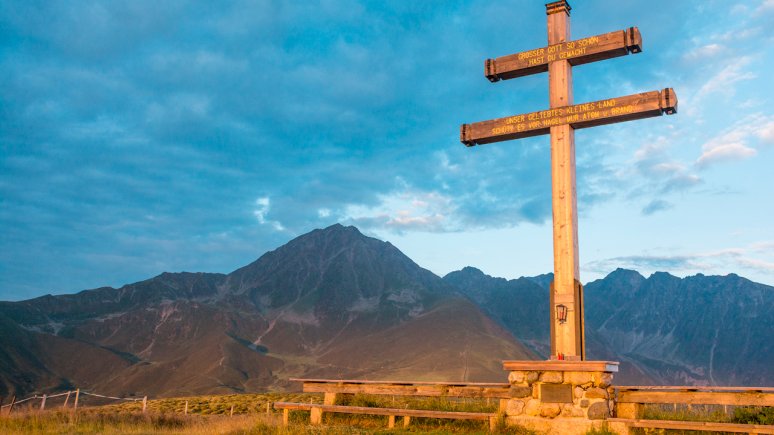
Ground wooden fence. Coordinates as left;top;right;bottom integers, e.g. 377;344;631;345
0;389;147;416
610;385;774;434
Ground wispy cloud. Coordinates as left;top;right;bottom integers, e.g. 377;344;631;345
756;121;774;144
696;143;757;167
2;0;773;298
693;57;756;105
253;197;285;231
737;257;774;272
343;186;456;233
585;242;774;281
682;43;725;62
642;199;672;215
629;137;702;196
758;0;774;13
696;114;773;168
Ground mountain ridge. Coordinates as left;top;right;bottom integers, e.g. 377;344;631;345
1;224;771;397
443;265;773;386
0;224;536;397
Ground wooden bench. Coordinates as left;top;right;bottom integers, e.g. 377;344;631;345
274;378;511;431
607;418;774;434
611;385;774;435
274;401;497;430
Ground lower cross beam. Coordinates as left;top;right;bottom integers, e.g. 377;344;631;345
461;88;677;147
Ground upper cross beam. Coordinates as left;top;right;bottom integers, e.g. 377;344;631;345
486;28;642;82
461;89;677;147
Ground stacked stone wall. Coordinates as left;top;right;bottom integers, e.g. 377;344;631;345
502;368;617;434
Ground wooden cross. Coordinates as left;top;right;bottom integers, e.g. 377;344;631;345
460;1;677;360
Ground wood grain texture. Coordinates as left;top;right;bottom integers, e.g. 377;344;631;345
290;378;509;387
547;0;582;360
616;391;774;406
460;89;675;146
299;381;512;398
608;418;774;434
273;402;495;420
502;360;619;372
486;28;642;82
616;386;774;393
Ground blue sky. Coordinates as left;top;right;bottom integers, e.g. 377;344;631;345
2;0;773;301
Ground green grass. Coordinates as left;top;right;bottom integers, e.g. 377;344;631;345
0;411;530;435
103;392;322;415
336;393;499;413
641;404;729;423
731;406;774;425
10;392;770;434
0;392;534;434
0;410;253;434
583;425;619;435
632;404;774;435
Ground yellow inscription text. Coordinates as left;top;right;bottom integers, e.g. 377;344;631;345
611;105;635;115
598;99;617;108
560;47;588;59
576;35;600;47
517;47;545;60
491;125;515;135
505;114;526;124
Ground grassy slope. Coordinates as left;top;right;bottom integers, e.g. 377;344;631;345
0;392;536;435
4;392;770;434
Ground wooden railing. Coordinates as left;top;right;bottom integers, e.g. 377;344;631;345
609;386;774;434
291;378;512;399
275;378;506;431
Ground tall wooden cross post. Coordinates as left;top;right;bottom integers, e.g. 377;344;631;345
546;0;582;361
460;1;677;361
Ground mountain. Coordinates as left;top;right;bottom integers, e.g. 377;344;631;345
586;269;774;386
3;225;771;397
443;267;774;386
443;267;549;356
0;224;535;398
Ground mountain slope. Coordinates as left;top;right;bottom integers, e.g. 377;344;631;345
0;225;535;397
444;267;774;386
443;267;549;356
586;270;774;386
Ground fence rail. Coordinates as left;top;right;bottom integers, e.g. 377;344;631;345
615;386;774;407
0;388;148;416
611;385;774;435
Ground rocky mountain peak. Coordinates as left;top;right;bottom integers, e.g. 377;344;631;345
221;223;453;328
598;268;646;289
444;266;492;283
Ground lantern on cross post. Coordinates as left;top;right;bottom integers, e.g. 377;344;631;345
555;304;568;324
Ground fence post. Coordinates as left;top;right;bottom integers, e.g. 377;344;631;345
40;394;47;411
8;395;16;416
229;404;234;417
63;391;71;409
142;396;147;413
184;401;188;415
616;403;643;419
73;389;80;413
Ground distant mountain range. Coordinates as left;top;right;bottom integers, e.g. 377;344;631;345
1;224;771;397
445;266;773;386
